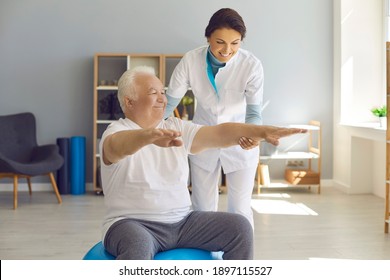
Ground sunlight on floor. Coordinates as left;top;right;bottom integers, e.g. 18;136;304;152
251;194;318;216
253;192;291;199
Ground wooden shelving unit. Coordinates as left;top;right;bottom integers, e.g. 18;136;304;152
385;42;390;233
257;120;321;195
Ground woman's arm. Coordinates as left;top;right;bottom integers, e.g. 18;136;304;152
164;55;191;118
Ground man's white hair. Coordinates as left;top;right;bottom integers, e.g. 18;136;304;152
117;66;156;111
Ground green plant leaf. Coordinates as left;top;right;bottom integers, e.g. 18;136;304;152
181;96;194;106
371;105;387;117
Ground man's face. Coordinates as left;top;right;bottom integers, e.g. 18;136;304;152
128;73;167;127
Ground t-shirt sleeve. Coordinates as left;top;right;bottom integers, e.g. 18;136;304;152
99;121;128;167
167;117;202;154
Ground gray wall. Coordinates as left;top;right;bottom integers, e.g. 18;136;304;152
0;0;333;183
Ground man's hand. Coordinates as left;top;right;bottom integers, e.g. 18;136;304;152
149;128;183;148
262;127;307;146
238;127;306;150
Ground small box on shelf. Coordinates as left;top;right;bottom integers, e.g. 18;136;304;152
285;169;320;185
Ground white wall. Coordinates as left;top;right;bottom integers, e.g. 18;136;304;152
0;0;333;184
333;0;386;197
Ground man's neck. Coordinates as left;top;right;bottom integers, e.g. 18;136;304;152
126;115;161;129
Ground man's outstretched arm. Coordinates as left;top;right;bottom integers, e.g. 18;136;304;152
103;128;183;165
190;123;306;154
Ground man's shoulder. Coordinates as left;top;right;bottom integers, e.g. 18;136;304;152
163;117;186;128
163;117;202;132
112;118;139;128
103;118;137;136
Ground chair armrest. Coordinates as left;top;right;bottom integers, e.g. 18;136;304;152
31;144;63;164
0;152;23;173
0;146;64;175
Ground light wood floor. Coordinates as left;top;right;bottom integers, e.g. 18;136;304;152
1;186;389;260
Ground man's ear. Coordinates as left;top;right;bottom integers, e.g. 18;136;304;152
125;96;134;108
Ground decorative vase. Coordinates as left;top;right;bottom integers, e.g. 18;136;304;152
181;106;189;120
380;117;387;128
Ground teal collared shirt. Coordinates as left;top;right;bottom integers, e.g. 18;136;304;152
206;48;261;124
206;48;225;96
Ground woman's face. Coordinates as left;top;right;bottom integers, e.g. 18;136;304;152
208;28;242;63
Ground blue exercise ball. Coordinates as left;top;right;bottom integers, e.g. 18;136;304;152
83;242;222;260
83;242;115;260
154;248;216;260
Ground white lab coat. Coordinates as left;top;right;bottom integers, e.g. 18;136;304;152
167;46;264;174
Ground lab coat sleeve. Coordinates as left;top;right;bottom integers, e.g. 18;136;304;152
245;60;264;124
166;55;191;99
245;104;262;125
165;55;192;119
164;94;181;119
244;61;264;105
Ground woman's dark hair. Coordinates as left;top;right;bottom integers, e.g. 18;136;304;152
205;8;246;40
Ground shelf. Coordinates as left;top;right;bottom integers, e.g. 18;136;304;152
96;120;114;124
260;152;319;161
288;124;320;130
340;121;386;131
97;86;118;90
258;179;320;188
257;120;321;195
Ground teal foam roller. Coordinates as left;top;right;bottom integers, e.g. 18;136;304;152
70;136;86;195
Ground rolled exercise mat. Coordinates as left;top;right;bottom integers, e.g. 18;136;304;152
56;137;70;194
70;136;86;195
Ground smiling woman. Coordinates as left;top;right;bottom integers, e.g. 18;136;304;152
207;28;242;63
164;8;264;229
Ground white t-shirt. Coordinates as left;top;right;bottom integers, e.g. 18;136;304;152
100;117;202;241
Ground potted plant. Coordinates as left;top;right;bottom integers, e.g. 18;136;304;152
181;95;194;120
371;105;387;127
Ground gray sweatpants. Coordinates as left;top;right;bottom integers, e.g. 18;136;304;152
104;211;253;260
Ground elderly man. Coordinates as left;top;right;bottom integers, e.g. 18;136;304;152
100;66;306;260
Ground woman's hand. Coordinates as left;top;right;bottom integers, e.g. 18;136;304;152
238;137;259;150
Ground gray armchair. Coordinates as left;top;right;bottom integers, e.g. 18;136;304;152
0;112;63;209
